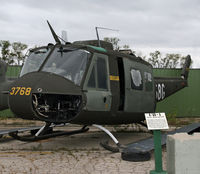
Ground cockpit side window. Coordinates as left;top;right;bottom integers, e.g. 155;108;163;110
97;57;108;89
86;55;109;90
87;66;96;88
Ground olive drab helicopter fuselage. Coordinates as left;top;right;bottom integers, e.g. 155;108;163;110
8;41;157;125
3;38;191;125
0;21;191;144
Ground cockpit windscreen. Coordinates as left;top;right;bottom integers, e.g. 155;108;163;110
42;48;90;85
20;48;50;76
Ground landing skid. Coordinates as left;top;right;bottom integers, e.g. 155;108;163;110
9;124;89;142
92;124;126;153
100;140;121;153
93;124;151;161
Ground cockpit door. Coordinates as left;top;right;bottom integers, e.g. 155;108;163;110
83;53;111;111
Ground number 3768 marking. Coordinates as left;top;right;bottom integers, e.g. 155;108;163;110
10;87;32;96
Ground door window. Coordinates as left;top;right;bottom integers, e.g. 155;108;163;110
130;69;143;90
97;58;108;89
87;66;96;88
144;72;153;91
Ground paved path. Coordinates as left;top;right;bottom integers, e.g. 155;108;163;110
0;126;167;174
0;150;166;174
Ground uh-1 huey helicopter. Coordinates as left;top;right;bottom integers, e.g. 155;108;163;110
0;21;191;150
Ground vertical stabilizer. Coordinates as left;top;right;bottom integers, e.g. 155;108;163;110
181;55;191;80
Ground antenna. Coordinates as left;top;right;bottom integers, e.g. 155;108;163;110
47;20;61;44
95;27;119;47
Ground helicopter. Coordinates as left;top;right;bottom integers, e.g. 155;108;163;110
0;21;191;149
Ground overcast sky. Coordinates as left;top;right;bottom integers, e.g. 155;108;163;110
0;0;200;67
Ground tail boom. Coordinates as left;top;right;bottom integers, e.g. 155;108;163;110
155;55;191;102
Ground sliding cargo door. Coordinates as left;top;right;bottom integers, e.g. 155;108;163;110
123;58;155;113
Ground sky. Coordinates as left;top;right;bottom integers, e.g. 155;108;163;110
0;0;200;67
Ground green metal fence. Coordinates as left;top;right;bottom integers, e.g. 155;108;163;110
0;66;200;118
6;65;22;79
0;65;22;117
154;69;200;117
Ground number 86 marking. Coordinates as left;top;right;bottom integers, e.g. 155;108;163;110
10;87;32;96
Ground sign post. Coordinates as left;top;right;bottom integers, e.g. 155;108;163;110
145;113;168;174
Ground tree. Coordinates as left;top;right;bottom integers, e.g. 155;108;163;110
0;40;13;64
103;37;120;50
147;51;187;68
122;44;130;49
103;37;130;51
102;38;192;68
164;54;182;68
0;40;28;65
11;42;28;65
147;51;161;68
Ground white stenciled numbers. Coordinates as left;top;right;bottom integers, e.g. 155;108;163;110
156;83;165;101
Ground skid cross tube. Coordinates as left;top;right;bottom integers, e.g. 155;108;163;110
92;124;126;153
35;123;51;136
35;123;69;137
92;124;119;145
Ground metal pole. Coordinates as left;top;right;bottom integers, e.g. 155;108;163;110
150;130;167;174
95;27;101;47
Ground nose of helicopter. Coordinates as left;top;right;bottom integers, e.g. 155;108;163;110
8;72;85;123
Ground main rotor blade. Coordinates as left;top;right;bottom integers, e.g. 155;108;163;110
47;20;61;44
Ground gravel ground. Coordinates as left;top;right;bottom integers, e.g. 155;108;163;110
0;150;167;174
0;125;167;174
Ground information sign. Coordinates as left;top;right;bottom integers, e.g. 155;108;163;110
145;113;169;130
